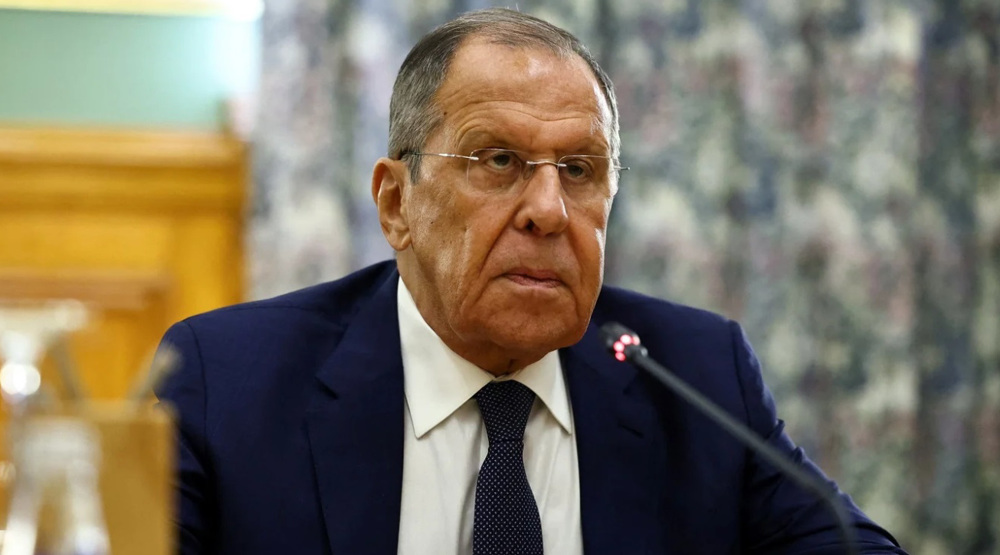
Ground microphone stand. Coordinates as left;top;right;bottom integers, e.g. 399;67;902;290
601;322;859;555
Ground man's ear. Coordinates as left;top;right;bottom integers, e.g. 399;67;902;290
371;157;412;251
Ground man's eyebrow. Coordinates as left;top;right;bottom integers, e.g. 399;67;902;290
572;140;612;156
455;129;506;150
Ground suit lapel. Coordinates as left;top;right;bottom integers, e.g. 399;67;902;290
305;272;405;555
563;323;663;555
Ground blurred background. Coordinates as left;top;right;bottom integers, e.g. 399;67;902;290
0;0;997;553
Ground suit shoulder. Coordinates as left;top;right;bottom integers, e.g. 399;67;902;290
594;284;732;335
179;260;397;331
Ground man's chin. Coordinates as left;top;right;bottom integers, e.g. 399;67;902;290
481;318;587;356
448;315;588;374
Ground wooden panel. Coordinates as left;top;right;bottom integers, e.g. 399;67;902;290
0;214;174;268
0;127;244;166
0;270;169;310
0;127;245;213
0;125;246;398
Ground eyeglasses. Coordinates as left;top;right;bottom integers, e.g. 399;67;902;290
404;148;628;199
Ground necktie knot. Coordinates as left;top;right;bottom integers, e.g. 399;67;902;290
475;380;535;443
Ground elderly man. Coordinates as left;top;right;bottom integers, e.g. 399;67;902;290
156;8;905;555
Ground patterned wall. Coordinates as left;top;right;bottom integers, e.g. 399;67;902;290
253;1;1000;552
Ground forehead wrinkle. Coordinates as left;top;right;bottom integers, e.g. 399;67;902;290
432;87;602;121
449;99;600;122
443;102;610;152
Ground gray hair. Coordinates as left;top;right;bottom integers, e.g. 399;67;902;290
388;8;621;182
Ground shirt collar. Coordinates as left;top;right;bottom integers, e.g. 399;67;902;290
397;278;573;438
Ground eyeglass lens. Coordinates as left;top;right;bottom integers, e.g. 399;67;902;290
466;149;613;196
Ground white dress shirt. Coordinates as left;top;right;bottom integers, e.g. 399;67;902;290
396;279;583;555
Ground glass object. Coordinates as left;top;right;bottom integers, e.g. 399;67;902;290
0;300;109;555
407;148;627;199
0;301;86;410
2;418;109;555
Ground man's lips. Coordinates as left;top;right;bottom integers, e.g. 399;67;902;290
503;268;563;288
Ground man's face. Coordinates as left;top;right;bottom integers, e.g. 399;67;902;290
375;38;617;373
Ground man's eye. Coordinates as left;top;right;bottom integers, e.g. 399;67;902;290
563;161;591;180
485;152;515;170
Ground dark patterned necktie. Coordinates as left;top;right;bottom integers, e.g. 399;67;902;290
473;380;544;555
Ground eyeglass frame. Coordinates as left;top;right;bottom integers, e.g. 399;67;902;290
400;148;629;196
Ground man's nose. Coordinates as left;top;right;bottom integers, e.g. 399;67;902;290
514;164;569;235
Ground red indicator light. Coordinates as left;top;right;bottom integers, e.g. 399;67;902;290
614;341;625;352
621;334;633;345
615;352;626;362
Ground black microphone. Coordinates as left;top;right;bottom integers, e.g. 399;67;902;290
600;322;859;555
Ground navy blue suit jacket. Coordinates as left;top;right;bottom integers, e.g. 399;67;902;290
156;260;905;554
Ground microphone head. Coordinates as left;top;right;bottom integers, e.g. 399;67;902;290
599;322;645;362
